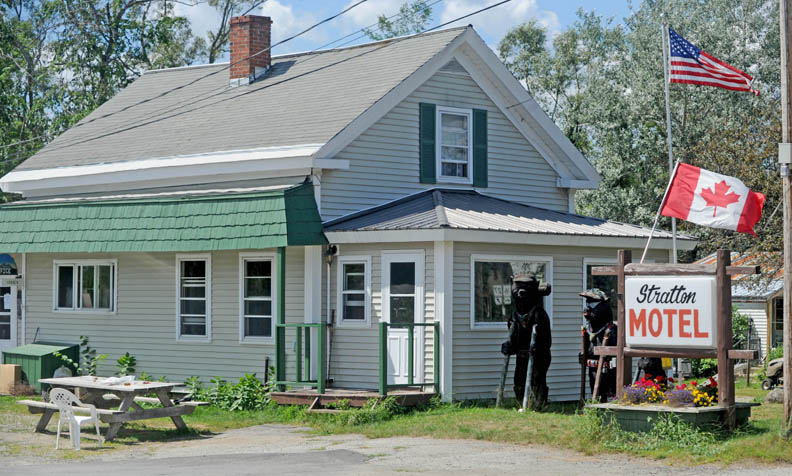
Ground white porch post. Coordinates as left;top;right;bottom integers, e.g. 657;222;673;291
304;246;323;380
434;241;454;401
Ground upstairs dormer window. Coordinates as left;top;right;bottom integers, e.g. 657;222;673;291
419;103;488;187
437;106;473;183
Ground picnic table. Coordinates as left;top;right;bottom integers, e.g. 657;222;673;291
23;376;198;441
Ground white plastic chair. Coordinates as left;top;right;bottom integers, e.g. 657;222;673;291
49;388;103;450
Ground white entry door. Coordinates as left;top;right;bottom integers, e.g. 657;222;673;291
382;252;424;385
0;285;17;360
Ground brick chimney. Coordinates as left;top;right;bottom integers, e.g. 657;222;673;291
229;15;273;86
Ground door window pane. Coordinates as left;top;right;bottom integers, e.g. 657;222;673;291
390;262;415;295
390;296;415;324
58;266;74;309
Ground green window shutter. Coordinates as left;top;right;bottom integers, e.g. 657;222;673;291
472;108;488;187
419;102;436;184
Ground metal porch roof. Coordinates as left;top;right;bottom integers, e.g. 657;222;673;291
0;182;326;253
324;188;697;242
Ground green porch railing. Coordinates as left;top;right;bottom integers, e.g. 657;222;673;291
378;321;440;396
274;322;327;394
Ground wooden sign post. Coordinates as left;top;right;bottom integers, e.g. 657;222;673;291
592;249;759;430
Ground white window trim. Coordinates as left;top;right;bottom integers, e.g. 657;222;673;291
239;252;277;344
436;105;473;185
336;255;372;328
470;254;553;330
52;259;118;314
176;253;212;342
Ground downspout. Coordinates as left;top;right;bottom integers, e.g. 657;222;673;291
325;245;337;384
21;253;26;345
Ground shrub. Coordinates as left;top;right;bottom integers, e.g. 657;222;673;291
188;373;273;411
690;358;718;378
116;352;137;376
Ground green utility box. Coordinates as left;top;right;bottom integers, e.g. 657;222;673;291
2;342;79;392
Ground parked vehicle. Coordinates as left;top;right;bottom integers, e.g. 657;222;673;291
762;358;784;390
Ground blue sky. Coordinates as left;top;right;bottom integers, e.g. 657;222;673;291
176;1;635;58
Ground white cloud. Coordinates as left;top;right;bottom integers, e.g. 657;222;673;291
260;0;320;44
439;0;560;41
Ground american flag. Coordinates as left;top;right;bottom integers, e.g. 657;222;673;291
668;27;759;96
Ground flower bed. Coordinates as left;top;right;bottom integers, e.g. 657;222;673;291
621;375;717;408
587;375;758;432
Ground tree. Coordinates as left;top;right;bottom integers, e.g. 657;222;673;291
203;1;267;64
498;1;782;262
0;1;69;188
57;0;205;110
363;0;432;41
0;0;203;200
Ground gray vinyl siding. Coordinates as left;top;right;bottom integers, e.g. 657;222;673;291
734;301;768;360
22;248;305;383
327;243;435;389
320;69;567;221
450;243;669;402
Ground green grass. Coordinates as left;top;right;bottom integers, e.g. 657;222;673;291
2;385;791;466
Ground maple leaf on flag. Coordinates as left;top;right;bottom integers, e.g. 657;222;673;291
700;180;741;216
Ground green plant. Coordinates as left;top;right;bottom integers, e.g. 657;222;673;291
197;373;272;411
690;358;719;378
116;352;137;376
325;399;351;411
54;335;107;376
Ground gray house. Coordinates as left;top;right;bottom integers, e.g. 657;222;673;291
695;252;782;360
0;15;695;401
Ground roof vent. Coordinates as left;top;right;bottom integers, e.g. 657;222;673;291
229;15;272;87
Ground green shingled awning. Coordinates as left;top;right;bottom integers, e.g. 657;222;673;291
0;182;327;253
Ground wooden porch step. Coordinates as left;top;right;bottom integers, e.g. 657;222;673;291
305;408;344;414
271;387;435;408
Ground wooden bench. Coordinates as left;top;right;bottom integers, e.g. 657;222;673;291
18;400;123;432
100;394;209;407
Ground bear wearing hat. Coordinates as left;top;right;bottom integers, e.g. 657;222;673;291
579;289;618;401
502;272;552;407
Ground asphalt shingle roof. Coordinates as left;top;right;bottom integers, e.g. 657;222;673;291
324;188;697;240
15;27;467;171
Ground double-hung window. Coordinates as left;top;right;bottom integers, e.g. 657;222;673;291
177;255;210;340
336;256;371;326
54;260;116;312
240;254;275;342
436;106;473;183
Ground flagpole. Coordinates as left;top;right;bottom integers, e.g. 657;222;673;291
662;22;679;264
641;160;681;263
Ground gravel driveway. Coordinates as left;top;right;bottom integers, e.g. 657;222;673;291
4;423;791;476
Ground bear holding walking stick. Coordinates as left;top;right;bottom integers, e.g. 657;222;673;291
499;273;552;410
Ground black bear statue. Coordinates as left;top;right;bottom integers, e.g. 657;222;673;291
502;273;552;409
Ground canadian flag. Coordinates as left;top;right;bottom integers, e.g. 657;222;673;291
661;163;765;236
